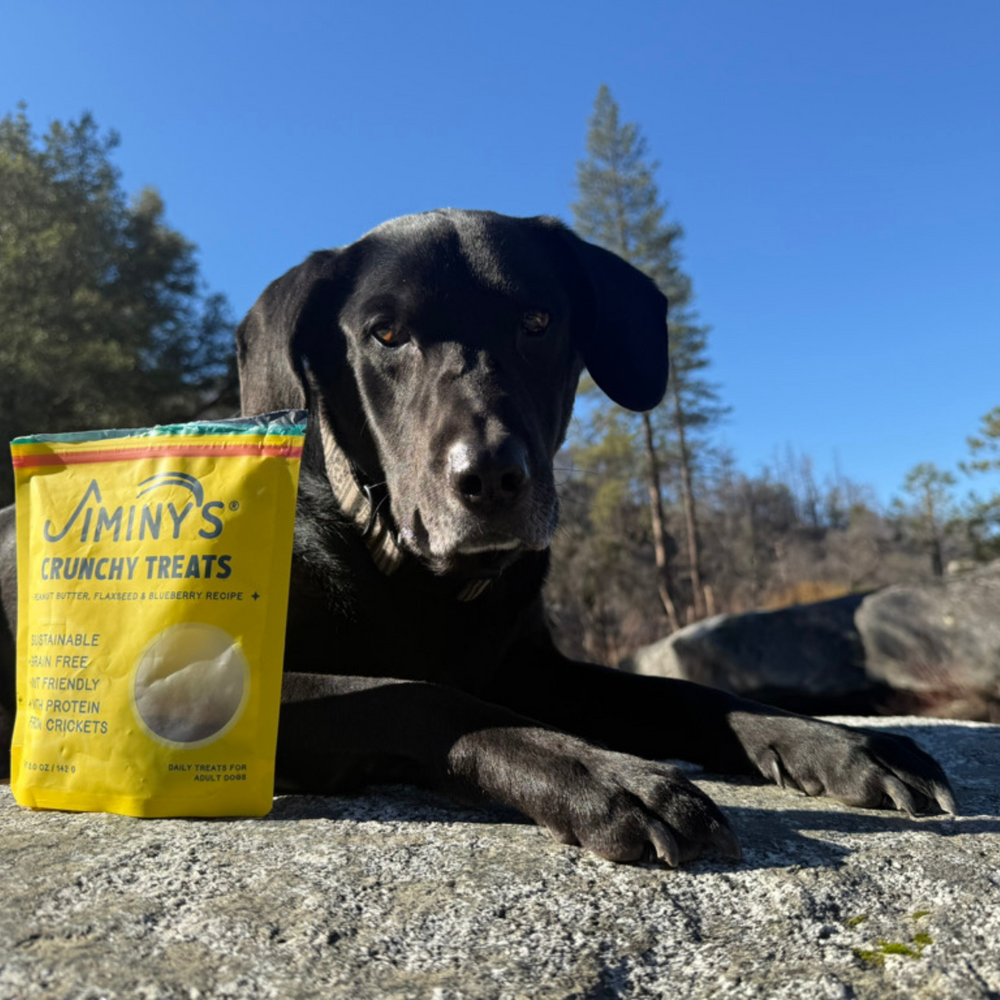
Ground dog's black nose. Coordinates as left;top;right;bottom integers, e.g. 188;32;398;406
447;439;530;511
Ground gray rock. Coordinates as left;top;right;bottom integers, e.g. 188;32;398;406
1;718;998;999
857;561;1000;696
626;595;876;712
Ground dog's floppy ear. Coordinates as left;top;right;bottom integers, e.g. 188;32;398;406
545;223;669;412
236;250;343;417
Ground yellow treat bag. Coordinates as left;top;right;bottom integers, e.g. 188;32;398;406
9;411;306;817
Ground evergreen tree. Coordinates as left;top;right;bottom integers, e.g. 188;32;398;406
895;463;958;576
0;107;238;503
570;85;727;625
960;407;1000;559
964;407;1000;475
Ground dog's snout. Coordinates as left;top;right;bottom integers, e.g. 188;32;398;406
447;439;530;511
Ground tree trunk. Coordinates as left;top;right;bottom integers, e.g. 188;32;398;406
930;538;944;577
641;412;680;631
924;489;944;577
672;390;707;619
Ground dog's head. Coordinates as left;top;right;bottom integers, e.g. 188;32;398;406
237;210;667;579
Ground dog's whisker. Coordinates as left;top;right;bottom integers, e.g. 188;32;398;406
554;495;594;508
552;466;614;479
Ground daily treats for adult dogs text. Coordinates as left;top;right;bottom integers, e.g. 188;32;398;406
9;411;306;817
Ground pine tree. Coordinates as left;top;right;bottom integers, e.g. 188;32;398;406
0;107;238;504
959;408;1000;560
571;85;727;625
896;463;958;576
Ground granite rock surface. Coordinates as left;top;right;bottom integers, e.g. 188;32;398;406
625;595;874;712
628;563;1000;720
857;563;1000;697
1;718;998;1000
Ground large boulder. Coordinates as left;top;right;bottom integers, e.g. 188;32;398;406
856;562;1000;700
625;594;879;713
0;719;997;999
628;564;1000;720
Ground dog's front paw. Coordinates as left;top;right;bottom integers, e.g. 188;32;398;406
530;748;741;867
732;712;957;816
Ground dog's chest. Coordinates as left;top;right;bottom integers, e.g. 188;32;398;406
283;558;542;694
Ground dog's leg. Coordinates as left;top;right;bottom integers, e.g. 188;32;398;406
279;673;741;864
484;653;957;817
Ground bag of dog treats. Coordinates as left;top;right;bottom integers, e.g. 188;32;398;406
9;411;306;817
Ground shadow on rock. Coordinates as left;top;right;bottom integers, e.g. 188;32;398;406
265;785;530;826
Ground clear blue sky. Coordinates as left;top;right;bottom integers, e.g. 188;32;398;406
3;0;998;505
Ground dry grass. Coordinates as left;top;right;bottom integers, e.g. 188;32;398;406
761;579;854;610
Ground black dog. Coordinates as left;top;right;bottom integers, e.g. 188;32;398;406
0;210;954;864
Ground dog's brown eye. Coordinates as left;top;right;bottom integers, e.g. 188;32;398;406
523;311;550;336
372;325;407;347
